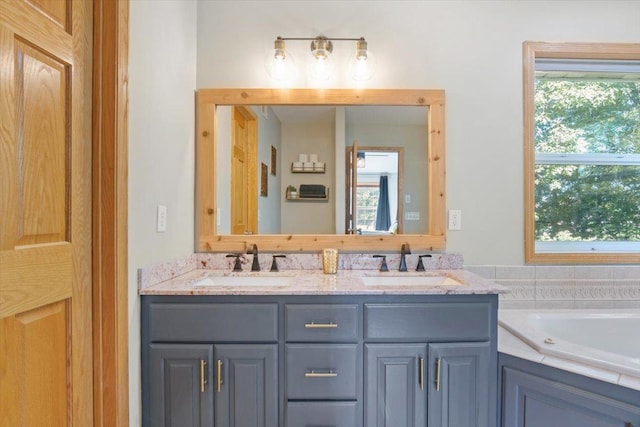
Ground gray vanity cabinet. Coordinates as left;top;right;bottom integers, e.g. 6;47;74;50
142;294;498;427
365;344;428;427
428;342;490;427
149;344;214;427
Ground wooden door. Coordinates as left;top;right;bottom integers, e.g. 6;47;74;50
230;106;257;235
428;342;491;427
149;344;214;427
214;344;278;427
0;0;93;425
364;343;427;427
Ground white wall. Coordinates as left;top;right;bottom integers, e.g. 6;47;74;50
195;0;640;264
128;1;197;425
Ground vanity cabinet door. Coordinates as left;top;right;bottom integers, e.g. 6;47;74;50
428;342;490;427
149;344;214;427
502;367;640;427
214;344;278;427
365;344;428;427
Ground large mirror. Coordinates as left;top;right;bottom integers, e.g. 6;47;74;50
196;89;446;252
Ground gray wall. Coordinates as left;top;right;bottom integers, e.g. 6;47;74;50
346;123;428;234
129;1;197;425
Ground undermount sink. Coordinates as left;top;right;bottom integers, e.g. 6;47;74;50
361;275;463;287
192;275;295;287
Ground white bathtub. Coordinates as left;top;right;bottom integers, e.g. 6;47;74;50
499;310;640;377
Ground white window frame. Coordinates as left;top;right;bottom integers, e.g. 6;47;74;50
523;41;640;264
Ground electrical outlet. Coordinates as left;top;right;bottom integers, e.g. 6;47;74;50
405;194;411;204
406;211;420;221
448;209;462;230
157;205;167;232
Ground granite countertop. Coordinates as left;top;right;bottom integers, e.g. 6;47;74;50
139;268;508;296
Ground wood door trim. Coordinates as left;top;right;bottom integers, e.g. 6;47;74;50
92;0;129;425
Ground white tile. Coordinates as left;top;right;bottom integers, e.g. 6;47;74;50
574;281;616;300
535;266;574;280
614;300;640;309
496;280;535;300
464;265;495;279
618;375;640;392
611;266;640;280
574;300;616;309
496;265;535;280
535;300;575;309
541;356;620;385
499;300;535;309
613;283;640;300
535;281;575;300
573;266;614;280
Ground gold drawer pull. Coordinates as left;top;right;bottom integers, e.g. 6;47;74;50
200;360;207;393
435;358;441;391
304;322;338;328
305;370;337;378
419;357;424;390
216;360;223;392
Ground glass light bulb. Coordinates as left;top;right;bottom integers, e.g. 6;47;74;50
308;56;335;81
349;48;376;81
264;48;296;81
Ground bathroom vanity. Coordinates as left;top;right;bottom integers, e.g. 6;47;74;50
140;268;505;427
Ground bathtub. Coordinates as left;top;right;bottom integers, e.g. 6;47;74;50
499;310;640;377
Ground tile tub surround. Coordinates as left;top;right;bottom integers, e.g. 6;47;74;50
465;265;640;309
139;252;464;290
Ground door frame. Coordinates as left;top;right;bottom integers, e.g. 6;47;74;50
92;0;129;425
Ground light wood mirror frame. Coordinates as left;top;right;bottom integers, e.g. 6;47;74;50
195;88;446;252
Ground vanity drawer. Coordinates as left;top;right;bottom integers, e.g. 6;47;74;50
285;304;359;342
364;302;492;341
148;303;278;342
286;401;359;427
286;344;358;400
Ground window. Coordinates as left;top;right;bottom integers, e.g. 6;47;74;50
524;42;640;263
356;184;379;232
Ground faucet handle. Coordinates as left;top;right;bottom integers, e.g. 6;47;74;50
416;254;433;272
225;253;243;272
373;255;389;272
270;255;286;272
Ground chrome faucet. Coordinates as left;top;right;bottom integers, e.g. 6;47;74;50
247;244;260;272
399;243;411;272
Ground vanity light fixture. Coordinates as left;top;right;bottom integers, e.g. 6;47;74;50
265;36;376;82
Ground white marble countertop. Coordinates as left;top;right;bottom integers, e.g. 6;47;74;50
139;268;508;296
498;325;640;392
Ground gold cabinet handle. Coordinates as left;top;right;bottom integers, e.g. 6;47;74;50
216;360;223;392
200;360;207;393
304;370;337;378
435;358;441;391
419;357;424;390
304;322;338;328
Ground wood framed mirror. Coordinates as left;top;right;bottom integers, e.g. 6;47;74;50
196;88;446;252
